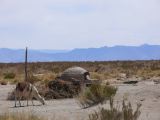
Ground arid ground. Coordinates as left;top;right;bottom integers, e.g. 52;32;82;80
0;61;160;120
0;80;160;120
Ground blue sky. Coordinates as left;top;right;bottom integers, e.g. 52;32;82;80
0;0;160;49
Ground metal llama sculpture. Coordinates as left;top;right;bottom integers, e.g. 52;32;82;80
14;47;45;107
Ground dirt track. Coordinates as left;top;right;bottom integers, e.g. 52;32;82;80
0;81;160;120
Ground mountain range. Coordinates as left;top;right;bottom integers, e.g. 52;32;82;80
0;44;160;63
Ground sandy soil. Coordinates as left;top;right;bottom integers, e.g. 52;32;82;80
0;81;160;120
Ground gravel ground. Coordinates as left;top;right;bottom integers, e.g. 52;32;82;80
0;81;160;120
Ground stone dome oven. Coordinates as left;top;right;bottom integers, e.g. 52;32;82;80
59;67;92;84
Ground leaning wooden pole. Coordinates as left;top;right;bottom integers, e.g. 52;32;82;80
25;47;28;82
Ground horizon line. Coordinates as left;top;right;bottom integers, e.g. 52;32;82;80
0;43;160;50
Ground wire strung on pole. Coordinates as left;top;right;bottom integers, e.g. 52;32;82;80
25;47;28;82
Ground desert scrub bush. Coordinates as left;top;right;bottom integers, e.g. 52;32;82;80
38;73;57;85
0;112;46;120
27;72;41;83
10;79;20;84
78;84;117;108
90;72;103;80
88;99;141;120
43;73;57;81
3;72;16;79
53;66;61;74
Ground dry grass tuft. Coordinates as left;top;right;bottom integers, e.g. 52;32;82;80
88;99;141;120
0;111;46;120
78;84;117;108
3;72;16;79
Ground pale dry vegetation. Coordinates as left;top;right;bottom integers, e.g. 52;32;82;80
88;99;141;120
1;61;160;85
0;112;46;120
0;61;148;120
78;84;117;108
77;83;141;120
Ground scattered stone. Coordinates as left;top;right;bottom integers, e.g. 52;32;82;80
123;81;138;84
153;80;160;84
0;81;7;85
140;98;145;101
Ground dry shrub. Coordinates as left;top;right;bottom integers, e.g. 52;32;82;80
3;72;16;79
78;84;117;108
42;73;58;81
90;72;103;80
30;73;57;85
27;72;56;84
27;73;41;84
10;79;20;84
46;80;81;99
0;111;46;120
89;99;141;120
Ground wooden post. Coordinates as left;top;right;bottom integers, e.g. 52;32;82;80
25;47;28;82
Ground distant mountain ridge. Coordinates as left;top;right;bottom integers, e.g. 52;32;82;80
0;44;160;63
